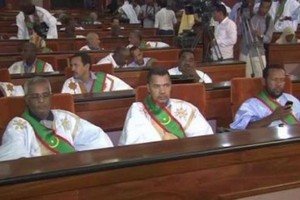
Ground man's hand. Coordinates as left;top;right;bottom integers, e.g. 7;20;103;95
270;106;292;121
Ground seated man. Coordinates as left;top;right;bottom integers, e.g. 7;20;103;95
275;26;300;44
79;32;103;51
230;64;300;130
9;42;54;74
168;49;212;83
97;46;130;68
128;46;157;68
0;77;113;161
62;52;132;94
127;30;170;49
119;67;213;145
0;82;24;97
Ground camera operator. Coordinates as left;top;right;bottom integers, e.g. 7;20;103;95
16;0;58;40
211;4;237;61
240;0;274;77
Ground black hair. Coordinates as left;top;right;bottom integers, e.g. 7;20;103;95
70;52;92;66
263;64;286;79
147;67;171;83
214;3;227;16
178;49;194;59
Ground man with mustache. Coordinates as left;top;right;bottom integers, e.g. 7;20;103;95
119;67;213;145
62;52;132;94
0;77;113;161
231;64;300;129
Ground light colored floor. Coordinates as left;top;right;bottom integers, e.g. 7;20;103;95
238;188;300;200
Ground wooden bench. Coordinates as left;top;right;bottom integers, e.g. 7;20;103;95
2;126;300;199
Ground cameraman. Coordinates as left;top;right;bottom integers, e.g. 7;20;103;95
16;0;58;39
239;0;274;77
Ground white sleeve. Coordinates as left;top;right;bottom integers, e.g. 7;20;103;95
1;117;37;160
154;13;159;28
111;75;133;90
73;118;113;151
45;62;54;72
16;13;27;39
185;106;214;137
39;8;58;39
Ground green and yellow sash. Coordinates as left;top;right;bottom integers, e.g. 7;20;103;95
91;72;106;93
22;109;75;154
274;0;287;23
143;96;185;138
35;59;45;73
256;90;299;125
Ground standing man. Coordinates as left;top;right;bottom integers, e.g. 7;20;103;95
0;77;113;161
119;67;213;145
268;0;300;32
117;0;140;24
16;0;58;39
154;0;177;35
240;0;274;77
231;64;300;129
212;3;237;61
62;52;132;94
140;0;158;28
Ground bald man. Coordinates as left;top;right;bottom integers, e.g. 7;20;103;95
79;32;103;51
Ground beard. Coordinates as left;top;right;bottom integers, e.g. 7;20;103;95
266;87;283;99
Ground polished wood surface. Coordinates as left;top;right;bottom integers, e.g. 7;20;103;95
266;43;300;65
1;125;300;199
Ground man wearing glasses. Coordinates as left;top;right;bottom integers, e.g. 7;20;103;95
0;77;113;161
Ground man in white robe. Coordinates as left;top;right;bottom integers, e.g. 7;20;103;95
230;64;300;130
168;49;212;84
128;46;157;68
9;42;54;74
97;47;130;68
79;32;103;51
0;77;113;161
268;0;300;32
118;0;140;24
62;52;132;94
119;67;213;146
127;29;170;49
0;82;24;97
16;0;58;39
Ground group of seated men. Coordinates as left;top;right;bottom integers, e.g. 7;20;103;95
1;62;300;162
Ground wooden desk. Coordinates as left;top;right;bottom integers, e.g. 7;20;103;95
1;126;300;199
266;43;300;65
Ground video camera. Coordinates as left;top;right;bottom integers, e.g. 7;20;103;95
184;0;215;26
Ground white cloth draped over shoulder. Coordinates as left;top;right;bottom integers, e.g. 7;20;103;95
119;99;213;145
168;67;213;84
230;93;300;129
0;110;113;161
119;1;140;24
61;73;132;94
8;60;54;74
0;82;24;96
96;53;128;68
16;6;58;39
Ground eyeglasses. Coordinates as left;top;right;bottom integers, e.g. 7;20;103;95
27;92;52;100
